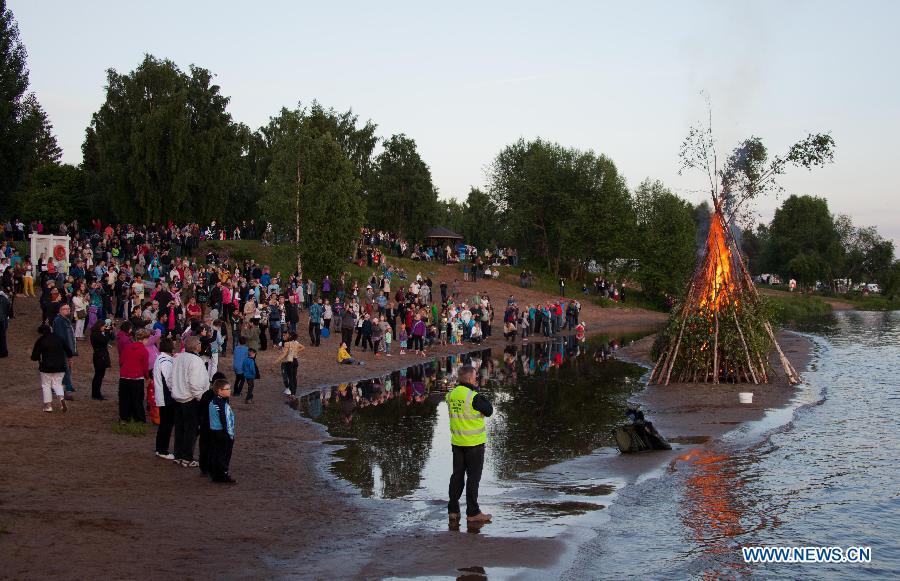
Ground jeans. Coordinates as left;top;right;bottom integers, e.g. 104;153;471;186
448;443;485;517
63;359;74;392
308;321;321;346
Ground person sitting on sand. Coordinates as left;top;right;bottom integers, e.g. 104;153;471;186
337;342;364;366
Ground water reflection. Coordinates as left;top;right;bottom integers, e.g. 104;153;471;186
298;334;648;500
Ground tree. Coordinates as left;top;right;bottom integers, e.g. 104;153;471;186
0;1;61;211
368;134;438;239
633;179;697;301
82;55;245;224
256;107;364;280
488;138;634;276
679;109;834;226
842;225;895;285
460;187;501;248
19;163;85;225
766;195;842;287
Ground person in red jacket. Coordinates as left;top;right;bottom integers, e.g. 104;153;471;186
119;327;150;423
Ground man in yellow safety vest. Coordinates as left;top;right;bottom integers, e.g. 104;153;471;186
447;365;493;525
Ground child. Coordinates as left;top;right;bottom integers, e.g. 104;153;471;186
232;336;248;397
241;348;259;404
398;323;408;355
338;341;364;365
207;378;236;484
384;327;392;357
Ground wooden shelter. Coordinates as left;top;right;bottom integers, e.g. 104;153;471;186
425;226;463;247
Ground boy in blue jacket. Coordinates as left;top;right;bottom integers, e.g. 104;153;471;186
208;378;236;484
241;348;259;404
232;337;248;396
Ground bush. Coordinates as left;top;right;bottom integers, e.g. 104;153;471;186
768;294;832;324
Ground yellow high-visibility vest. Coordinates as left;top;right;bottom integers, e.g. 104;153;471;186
446;384;486;446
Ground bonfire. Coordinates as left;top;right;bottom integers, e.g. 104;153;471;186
649;115;835;385
649;202;797;385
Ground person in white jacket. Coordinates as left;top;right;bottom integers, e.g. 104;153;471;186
153;339;176;460
171;336;209;467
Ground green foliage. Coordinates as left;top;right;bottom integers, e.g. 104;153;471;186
633;179;696;301
112;420;150;437
488;138;635;276
82;55;245;224
651;298;776;382
766;195;842;287
256;106;365;280
0;1;61;213
767;294;832;325
19;163;86;224
367;134;438;240
436;187;503;248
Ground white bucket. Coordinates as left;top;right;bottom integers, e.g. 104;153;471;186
739;392;754;404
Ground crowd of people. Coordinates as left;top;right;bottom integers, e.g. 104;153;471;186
1;219;587;486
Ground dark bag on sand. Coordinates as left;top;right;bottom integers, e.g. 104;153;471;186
613;420;671;453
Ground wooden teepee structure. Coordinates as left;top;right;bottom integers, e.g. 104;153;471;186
648;201;799;385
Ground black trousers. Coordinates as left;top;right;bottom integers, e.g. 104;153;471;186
0;320;7;357
118;378;146;423
448;443;485;517
174;399;200;461
92;365;106;398
208;431;234;481
308;321;321;346
281;361;297;394
155;389;175;454
233;372;245;396
341;328;353;348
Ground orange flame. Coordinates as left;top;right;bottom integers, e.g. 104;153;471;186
698;215;735;312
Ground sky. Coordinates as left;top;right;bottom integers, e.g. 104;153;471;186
10;0;900;245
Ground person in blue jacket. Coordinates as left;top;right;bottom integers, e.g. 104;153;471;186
241;348;259;404
232;336;248;397
207;378;236;484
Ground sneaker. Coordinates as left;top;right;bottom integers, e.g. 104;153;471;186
212;475;237;484
63;393;74;401
59;397;68;412
282;388;291;396
156;452;175;460
43;404;53;413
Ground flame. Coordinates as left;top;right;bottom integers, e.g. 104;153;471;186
698;215;735;312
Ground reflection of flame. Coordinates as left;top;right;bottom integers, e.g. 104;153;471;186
678;449;752;577
698;216;735;312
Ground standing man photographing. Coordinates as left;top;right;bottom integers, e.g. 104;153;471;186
447;365;493;526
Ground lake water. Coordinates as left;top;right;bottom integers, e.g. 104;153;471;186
563;310;900;579
297;332;656;535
